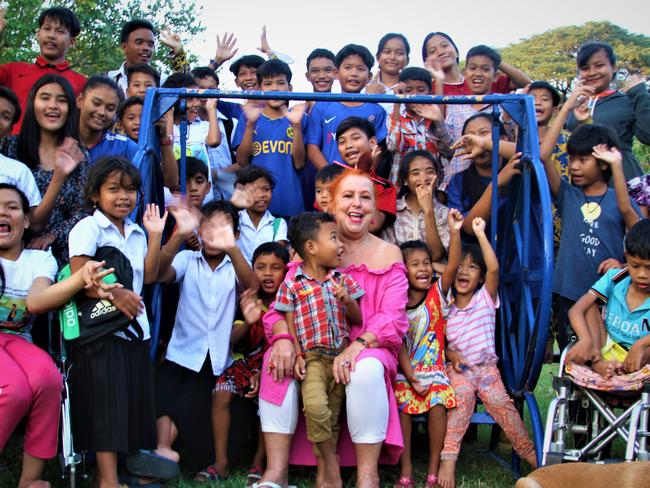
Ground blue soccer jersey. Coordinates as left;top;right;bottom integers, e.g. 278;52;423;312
305;102;387;164
88;131;138;166
232;112;307;217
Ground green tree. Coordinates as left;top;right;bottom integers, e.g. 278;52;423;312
500;21;650;97
0;0;205;76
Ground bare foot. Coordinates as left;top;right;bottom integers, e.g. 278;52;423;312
592;359;620;379
437;459;457;488
155;447;180;463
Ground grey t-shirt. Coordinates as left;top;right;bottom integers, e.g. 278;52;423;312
553;180;640;301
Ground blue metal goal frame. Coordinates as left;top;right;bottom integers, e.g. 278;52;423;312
134;88;554;468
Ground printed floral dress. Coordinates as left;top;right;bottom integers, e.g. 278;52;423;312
394;281;456;414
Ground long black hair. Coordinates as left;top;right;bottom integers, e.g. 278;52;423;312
18;74;78;170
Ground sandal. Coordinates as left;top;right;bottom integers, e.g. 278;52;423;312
126;450;179;480
425;474;438;488
394;476;415;488
247;466;263;487
195;465;229;483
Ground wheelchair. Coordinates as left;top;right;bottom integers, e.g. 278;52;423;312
541;343;650;465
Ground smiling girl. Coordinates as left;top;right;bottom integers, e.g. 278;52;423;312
566;41;650;181
0;74;88;263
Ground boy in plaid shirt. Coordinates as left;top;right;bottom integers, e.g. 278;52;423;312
275;211;363;487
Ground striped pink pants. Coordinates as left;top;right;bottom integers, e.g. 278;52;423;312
440;362;535;460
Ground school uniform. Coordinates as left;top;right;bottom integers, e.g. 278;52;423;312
68;210;156;453
155;250;240;460
236;209;287;263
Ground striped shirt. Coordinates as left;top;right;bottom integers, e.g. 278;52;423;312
446;286;499;365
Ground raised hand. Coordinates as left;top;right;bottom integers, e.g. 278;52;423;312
592;143;623;167
565;82;596;110
200;212;236;253
240;288;263;325
497;152;522;187
332;277;350;304
205;98;217;112
159;27;183;55
424;57;445;83
243;103;263;124
54;137;85;177
230;183;254;209
411;103;443;123
451;134;489;161
82;260;123;300
415;176;436;214
214;32;239;66
282;103;307;126
447;208;464;233
365;71;386;95
471;216;487;236
168;198;201;236
142;203;168;235
257;25;272;55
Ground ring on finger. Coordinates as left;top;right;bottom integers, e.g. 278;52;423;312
343;360;351;368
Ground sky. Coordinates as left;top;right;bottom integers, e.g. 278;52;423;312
185;0;650;92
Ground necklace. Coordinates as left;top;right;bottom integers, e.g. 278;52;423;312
580;190;607;223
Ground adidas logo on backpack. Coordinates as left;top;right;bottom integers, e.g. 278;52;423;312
90;299;117;319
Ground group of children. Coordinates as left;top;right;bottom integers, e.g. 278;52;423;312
1;4;650;488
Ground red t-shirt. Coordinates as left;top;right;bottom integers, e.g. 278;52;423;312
443;74;511;96
0;56;87;133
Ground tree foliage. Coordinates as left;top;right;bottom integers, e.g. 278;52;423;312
0;0;205;76
500;21;650;96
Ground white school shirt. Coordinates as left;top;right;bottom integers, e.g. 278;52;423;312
0;153;42;206
236;210;287;264
68;209;150;340
165;250;239;375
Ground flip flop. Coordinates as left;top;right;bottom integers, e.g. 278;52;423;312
125;450;179;479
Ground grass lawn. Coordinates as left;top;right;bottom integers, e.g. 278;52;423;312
0;364;556;487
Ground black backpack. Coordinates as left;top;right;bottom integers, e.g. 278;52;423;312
58;246;141;345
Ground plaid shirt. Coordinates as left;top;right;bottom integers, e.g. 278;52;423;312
392;195;450;251
386;111;454;186
275;266;364;351
442;104;489;190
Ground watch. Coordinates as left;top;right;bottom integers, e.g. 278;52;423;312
355;337;369;349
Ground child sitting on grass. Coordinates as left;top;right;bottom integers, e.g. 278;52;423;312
438;217;537;488
393;208;463;488
276;211;364;488
567;218;650;378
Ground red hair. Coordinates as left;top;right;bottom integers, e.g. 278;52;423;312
328;168;377;205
